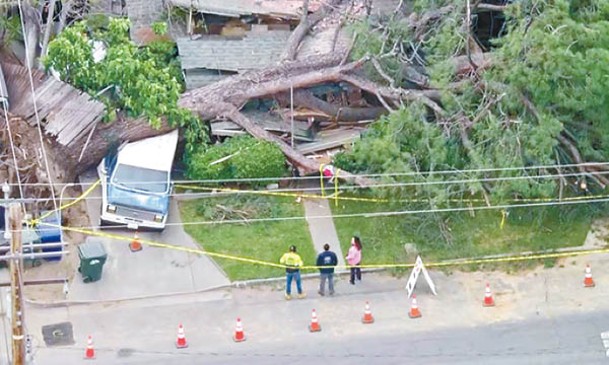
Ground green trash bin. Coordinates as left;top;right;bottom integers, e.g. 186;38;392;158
78;238;107;283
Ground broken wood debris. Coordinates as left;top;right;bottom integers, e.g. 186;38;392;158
210;108;367;154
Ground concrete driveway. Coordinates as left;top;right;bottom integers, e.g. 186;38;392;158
68;169;230;301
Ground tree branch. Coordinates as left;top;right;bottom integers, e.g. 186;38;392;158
557;134;609;188
402;5;456;40
285;89;387;122
39;0;57;67
340;74;446;116
179;54;366;120
281;0;344;61
225;105;372;186
475;3;507;12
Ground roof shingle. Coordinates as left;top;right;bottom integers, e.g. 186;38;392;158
177;31;290;72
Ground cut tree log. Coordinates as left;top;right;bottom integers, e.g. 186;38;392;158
278;89;388;122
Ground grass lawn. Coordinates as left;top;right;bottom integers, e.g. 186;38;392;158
332;198;596;273
179;195;315;281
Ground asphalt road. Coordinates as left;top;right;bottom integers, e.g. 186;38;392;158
32;308;608;364
25;267;609;365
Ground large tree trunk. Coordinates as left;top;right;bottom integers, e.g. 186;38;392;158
0;112;174;190
2;2;484;192
178;53;372;178
20;0;40;69
39;0;58;65
52;116;175;180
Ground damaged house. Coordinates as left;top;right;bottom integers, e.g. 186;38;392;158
167;0;381;157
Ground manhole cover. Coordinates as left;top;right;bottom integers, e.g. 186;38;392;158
41;322;75;347
117;348;135;357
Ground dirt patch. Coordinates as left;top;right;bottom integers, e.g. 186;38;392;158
583;219;609;249
23;186;91;301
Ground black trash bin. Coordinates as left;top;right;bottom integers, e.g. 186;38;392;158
78;238;107;283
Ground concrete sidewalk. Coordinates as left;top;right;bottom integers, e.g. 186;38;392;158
303;197;347;268
66;169;230;301
301;178;347;270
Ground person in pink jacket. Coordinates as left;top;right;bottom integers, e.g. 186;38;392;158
345;236;362;285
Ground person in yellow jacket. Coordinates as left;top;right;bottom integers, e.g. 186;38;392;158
280;245;306;300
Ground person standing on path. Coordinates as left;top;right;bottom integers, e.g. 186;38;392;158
316;243;338;296
280;245;306;300
346;236;362;285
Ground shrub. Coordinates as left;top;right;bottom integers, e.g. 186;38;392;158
186;136;287;182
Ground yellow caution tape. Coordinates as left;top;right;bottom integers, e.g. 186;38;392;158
37;220;609;271
31;180;101;225
334;170;339;207
500;210;507;230
176;183;393;203
42;222;287;269
27;176;609;271
176;183;609;205
319;164;325;198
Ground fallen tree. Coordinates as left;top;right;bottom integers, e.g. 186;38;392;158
3;0;607;203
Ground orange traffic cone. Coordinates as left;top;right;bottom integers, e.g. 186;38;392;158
84;335;95;360
362;301;374;324
233;317;246;342
408;295;422;319
584;264;595;288
129;231;143;252
308;309;322;332
176;324;188;348
483;283;495;307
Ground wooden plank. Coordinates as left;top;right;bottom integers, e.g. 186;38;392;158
211;120;242;131
296;128;363;154
49;99;105;146
211;129;248;137
49;95;102;135
211;116;316;141
61;115;102;146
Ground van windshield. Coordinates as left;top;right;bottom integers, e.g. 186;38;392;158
112;164;169;193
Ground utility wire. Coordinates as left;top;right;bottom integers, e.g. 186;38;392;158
17;0;60;218
18;168;605;205
2;103;25;199
2;161;608;187
55;195;609;231
0;168;605;198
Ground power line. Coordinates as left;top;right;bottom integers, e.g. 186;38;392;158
0;168;604;199
2;104;25;200
17;0;60;218
3;168;602;206
54;195;609;231
1;161;608;187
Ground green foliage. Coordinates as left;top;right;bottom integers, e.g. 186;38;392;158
491;0;609;162
0;15;22;46
180;195;315;281
349;19;414;85
43;17;199;138
412;0;454;13
332;197;596;272
186;136;287;182
44;22;96;89
342;0;609;208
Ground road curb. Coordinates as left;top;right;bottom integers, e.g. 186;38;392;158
24;269;386;307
